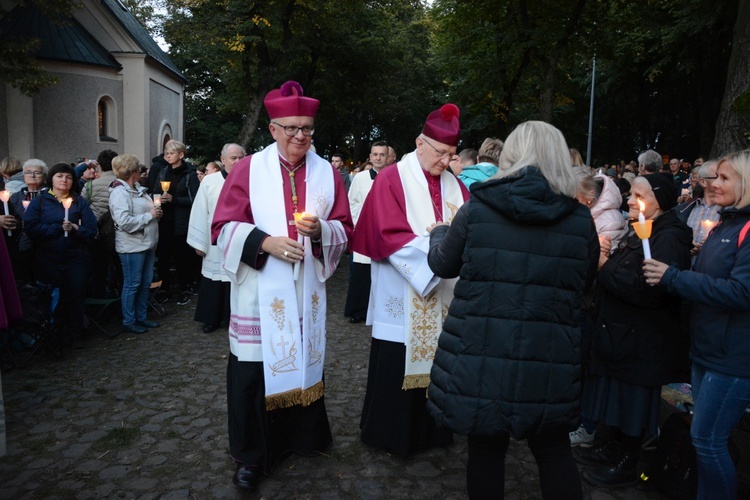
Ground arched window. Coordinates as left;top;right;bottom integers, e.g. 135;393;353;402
98;96;117;142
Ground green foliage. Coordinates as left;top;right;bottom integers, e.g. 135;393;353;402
163;0;441;161
0;0;79;96
121;0;165;38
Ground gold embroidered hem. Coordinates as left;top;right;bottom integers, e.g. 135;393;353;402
401;373;431;390
265;380;325;411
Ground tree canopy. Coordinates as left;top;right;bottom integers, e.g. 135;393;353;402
3;0;747;162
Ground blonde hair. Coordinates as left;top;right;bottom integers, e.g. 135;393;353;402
164;139;187;155
717;149;750;209
495;121;578;197
569;148;584;167
0;156;22;177
477;138;504;165
112;154;142;180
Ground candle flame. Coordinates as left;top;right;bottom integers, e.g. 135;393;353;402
0;190;9;203
62;197;73;209
160;181;171;192
638;199;645;212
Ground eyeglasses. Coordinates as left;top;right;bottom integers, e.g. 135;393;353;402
271;122;315;137
421;137;453;160
24;171;44;177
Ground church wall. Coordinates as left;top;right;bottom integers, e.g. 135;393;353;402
149;79;181;159
33;71;123;164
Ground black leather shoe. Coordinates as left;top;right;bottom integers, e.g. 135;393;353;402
232;464;261;491
202;324;218;333
583;451;639;489
136;320;160;328
349;317;365;324
573;440;621;466
123;323;148;334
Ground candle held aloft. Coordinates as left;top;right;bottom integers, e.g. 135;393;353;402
634;199;653;260
62;197;73;237
0;190;10;236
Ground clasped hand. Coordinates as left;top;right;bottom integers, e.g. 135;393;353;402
262;236;304;263
642;258;669;285
0;215;16;230
296;214;321;240
62;219;79;232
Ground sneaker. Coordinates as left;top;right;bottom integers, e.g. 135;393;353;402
176;292;191;306
570;424;596;447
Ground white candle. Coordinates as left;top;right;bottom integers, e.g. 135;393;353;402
700;220;716;242
637;200;651;259
292;212;308;281
153;193;162;207
62;197;73;237
0;190;11;236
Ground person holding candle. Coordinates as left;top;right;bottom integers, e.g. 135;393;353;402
154;139;199;306
108;154;162;334
642;149;750;500
211;81;352;491
23;163;97;346
574;173;692;488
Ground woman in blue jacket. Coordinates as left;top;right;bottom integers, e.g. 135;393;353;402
23;163;97;345
644;149;750;500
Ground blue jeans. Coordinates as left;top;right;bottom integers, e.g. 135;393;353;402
119;249;155;325
691;361;750;499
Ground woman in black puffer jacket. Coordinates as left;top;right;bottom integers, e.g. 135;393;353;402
574;173;692;489
427;121;600;500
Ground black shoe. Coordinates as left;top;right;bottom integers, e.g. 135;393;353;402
176;292;191;306
582;451;639;489
573;440;621;466
123;323;148;334
232;464;261;491
202;324;218;333
349;317;365;324
136;320;160;328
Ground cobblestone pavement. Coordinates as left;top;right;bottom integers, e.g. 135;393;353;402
1;258;743;499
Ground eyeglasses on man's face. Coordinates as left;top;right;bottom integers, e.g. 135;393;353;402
24;170;44;177
421;137;453;160
272;122;315;137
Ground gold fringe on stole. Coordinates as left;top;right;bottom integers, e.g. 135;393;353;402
401;373;431;391
265;381;325;410
300;380;324;407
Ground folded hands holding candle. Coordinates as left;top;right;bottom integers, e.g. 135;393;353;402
261;235;304;262
295;212;321;241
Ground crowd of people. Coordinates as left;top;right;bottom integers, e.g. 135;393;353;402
1;80;749;499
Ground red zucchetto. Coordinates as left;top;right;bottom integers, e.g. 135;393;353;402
421;103;461;146
263;81;319;119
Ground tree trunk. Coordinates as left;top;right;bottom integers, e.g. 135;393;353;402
711;0;750;156
237;92;265;151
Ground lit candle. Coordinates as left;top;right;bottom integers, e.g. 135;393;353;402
700;220;716;242
634;199;652;260
153;193;162;207
0;190;10;236
22;200;30;210
62;197;73;237
292;212;312;281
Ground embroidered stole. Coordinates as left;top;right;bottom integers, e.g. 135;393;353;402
251;143;333;410
397;152;464;389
